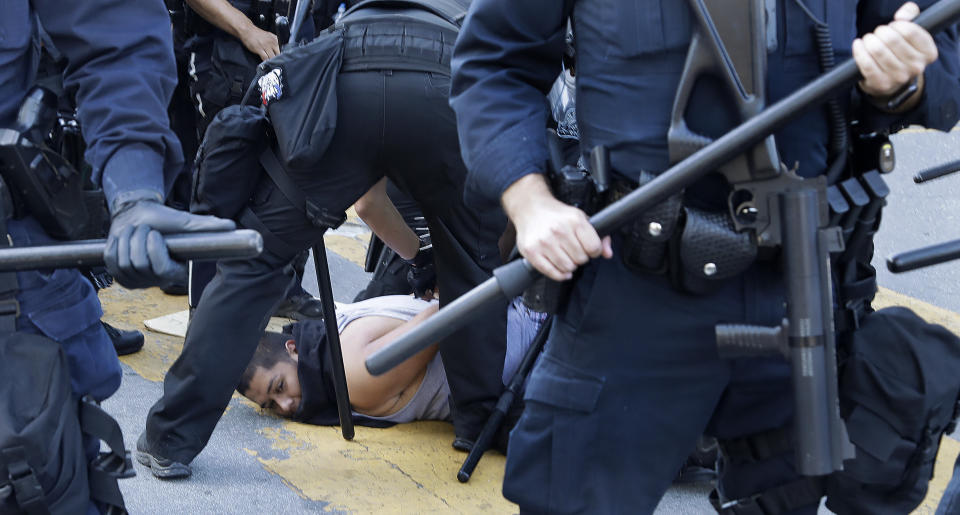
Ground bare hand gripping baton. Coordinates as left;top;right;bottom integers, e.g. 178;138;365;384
368;0;960;380
0;229;263;271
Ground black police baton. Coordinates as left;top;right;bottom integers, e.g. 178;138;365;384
281;0;357;441
888;238;960;272
366;0;960;376
0;229;263;271
913;156;960;183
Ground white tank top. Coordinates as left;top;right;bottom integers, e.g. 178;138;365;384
335;296;452;423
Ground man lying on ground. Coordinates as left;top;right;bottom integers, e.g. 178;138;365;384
237;294;719;483
237;295;542;426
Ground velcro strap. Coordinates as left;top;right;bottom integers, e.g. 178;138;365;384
260;147;308;213
79;398;132;512
711;477;824;515
718;426;793;465
3;447;50;515
86;466;127;513
238;207;303;258
79;398;129;473
260;148;344;230
840;275;877;305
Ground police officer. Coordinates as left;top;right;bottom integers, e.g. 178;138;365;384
178;0;323;320
1;0;235;510
450;0;959;512
137;0;510;478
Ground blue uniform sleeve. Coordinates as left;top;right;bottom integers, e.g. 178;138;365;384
856;0;960;132
449;0;572;209
33;0;183;211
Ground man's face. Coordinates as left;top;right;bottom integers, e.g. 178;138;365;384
242;355;302;417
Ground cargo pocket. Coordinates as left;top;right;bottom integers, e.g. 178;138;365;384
25;269;119;400
210;37;261;106
506;355;605;513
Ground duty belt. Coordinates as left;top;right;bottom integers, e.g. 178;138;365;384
339;19;457;76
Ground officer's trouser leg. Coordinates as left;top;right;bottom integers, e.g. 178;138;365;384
9;218;122;514
144;178;326;464
707;360;819;515
378;69;509;441
503;241;811;514
428;213;508;440
145;67;382;459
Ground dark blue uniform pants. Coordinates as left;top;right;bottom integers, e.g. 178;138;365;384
145;70;507;463
503;237;814;514
9;217;121;515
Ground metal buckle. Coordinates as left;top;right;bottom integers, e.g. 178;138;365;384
0;298;19;318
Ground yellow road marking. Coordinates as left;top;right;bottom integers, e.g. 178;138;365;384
248;422;513;513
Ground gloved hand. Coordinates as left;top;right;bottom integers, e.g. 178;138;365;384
405;236;436;300
104;200;236;289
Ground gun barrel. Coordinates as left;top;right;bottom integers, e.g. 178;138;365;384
364;0;960;376
0;229;263;272
887;238;960;273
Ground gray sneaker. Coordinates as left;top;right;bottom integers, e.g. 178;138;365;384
136;433;192;479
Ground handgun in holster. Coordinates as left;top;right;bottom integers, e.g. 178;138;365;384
521;129;602;314
0;86;98;241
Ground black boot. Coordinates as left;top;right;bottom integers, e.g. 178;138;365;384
273;292;324;320
102;321;145;356
675;436;719;484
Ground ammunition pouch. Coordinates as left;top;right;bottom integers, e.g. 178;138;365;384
615;173;757;296
826;167;890;333
211;38;262;109
675;207;757;293
616;173;683;276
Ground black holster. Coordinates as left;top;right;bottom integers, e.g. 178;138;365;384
521;164;597;314
0;87;101;241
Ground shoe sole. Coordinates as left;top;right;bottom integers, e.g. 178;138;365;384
135;449;192;479
115;340;144;356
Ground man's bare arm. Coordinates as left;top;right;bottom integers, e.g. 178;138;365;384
341;302;440;415
186;0;279;60
354;178;421;260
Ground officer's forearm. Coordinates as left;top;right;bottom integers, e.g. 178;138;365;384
186;0;257;41
354;179;420;260
500;173;554;226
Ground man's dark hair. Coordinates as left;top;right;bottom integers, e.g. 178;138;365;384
238;331;295;394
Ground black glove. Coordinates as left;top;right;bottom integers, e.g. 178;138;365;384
104;200;236;289
405;234;436;299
